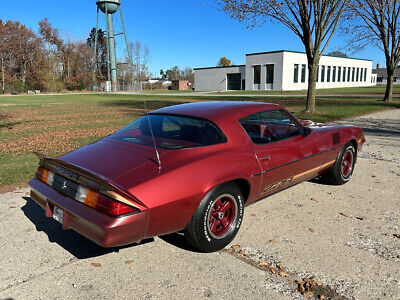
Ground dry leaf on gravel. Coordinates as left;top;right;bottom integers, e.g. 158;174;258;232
355;216;365;220
231;244;240;249
279;271;288;277
339;212;348;217
125;260;133;264
270;268;277;274
268;239;276;243
308;228;314;232
9;206;16;209
250;213;256;216
310;197;317;201
258;261;269;266
91;263;101;267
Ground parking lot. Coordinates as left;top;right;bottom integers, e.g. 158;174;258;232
1;109;399;299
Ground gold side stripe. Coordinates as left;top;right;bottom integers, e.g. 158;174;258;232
293;160;336;180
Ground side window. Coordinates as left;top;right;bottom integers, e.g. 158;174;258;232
240;110;301;145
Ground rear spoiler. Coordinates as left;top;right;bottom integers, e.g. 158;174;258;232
33;152;146;210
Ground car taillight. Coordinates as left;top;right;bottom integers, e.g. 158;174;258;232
36;166;54;185
35;166;138;217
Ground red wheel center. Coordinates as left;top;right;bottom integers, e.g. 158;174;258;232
341;151;353;177
208;196;236;237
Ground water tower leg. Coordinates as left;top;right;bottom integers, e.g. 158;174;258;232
106;13;118;92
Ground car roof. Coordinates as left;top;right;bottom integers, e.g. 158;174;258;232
150;101;283;123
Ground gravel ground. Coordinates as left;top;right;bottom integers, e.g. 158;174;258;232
0;109;399;300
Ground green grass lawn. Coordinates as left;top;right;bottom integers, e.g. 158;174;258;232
0;91;399;192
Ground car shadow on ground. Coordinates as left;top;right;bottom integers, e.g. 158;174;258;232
159;232;203;253
21;196;154;259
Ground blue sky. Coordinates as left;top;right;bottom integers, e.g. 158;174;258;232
1;0;383;76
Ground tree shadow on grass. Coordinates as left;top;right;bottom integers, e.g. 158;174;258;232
21;196;154;259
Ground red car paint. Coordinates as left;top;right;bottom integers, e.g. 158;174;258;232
28;101;365;247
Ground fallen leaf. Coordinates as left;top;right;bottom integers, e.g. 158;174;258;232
9;206;16;209
270;268;277;274
295;279;304;284
303;291;314;299
250;213;256;216
279;271;288;277
91;263;101;267
327;192;332;195
125;260;133;264
355;216;365;220
277;264;284;270
339;212;348;217
268;239;276;243
266;278;273;282
231;244;240;249
371;175;376;178
258;261;269;266
310;197;317;201
225;249;233;254
308;228;314;232
317;281;323;286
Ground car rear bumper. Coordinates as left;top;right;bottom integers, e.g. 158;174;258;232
28;178;148;247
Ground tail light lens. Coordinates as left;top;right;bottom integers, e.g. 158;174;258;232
35;166;138;217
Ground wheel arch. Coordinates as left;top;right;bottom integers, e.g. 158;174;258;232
224;178;251;204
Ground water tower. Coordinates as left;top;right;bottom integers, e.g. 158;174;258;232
93;0;134;92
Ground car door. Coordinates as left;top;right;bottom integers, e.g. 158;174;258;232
240;109;324;198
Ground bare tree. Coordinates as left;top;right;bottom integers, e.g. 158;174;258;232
217;0;349;113
127;41;150;91
348;0;400;101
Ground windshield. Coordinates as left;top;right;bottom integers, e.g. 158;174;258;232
108;114;227;149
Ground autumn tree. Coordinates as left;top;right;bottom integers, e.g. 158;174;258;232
348;0;400;101
217;0;349;113
217;57;231;66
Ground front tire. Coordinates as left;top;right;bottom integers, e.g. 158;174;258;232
323;142;356;185
184;183;244;252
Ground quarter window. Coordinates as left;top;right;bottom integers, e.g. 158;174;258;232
240;110;301;145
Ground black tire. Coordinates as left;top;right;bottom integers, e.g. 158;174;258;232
184;183;244;252
323;142;356;185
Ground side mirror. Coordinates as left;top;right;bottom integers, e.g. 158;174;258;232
302;127;312;137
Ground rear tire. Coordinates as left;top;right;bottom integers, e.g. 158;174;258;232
184;183;244;252
323;142;356;185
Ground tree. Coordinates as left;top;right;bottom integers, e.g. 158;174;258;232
87;28;107;81
348;0;400;102
127;41;151;90
327;50;348;57
217;57;231;66
217;0;349;113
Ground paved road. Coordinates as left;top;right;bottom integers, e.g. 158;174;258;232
0;110;399;299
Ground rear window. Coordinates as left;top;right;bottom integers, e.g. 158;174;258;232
109;114;227;149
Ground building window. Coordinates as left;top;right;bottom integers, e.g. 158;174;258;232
343;67;346;82
327;66;331;82
364;68;367;81
266;64;274;84
253;65;261;84
301;64;306;83
347;67;351;82
360;68;363;82
377;77;383;83
294;64;299;83
321;66;325;82
356;68;360;81
394;77;397;82
352;67;355;82
333;66;336;82
338;67;341;82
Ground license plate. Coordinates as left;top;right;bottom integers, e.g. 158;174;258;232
53;206;64;224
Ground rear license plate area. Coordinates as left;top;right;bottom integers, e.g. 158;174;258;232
52;173;78;199
53;206;64;223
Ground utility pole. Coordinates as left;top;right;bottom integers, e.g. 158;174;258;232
1;57;4;93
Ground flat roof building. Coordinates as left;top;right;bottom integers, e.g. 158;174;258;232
194;50;375;92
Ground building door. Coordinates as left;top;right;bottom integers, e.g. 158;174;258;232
227;73;242;90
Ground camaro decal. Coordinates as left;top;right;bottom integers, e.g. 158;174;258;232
262;160;336;194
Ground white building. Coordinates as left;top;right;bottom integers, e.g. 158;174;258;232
194;50;375;91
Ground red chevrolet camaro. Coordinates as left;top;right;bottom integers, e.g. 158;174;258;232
29;101;365;252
